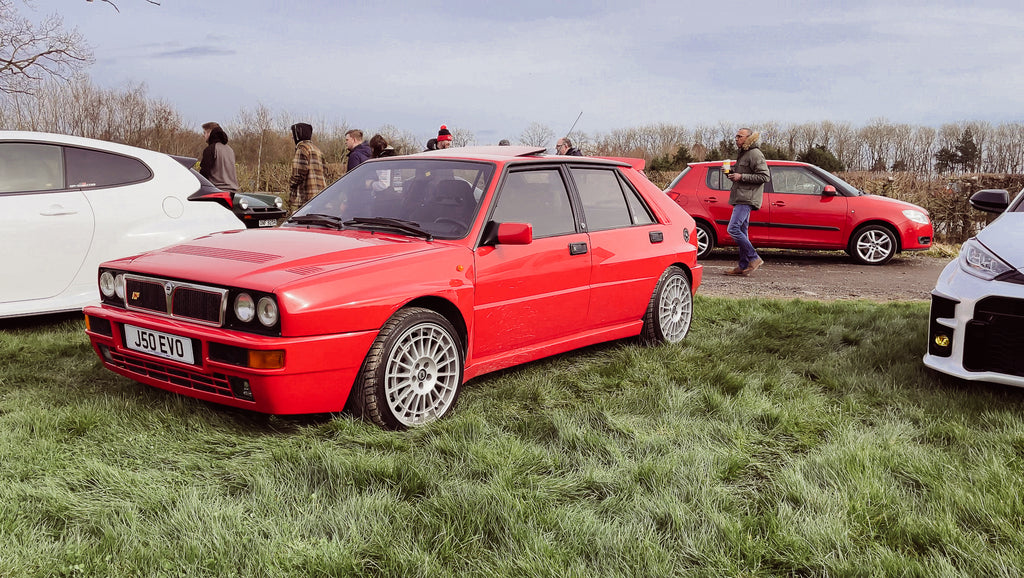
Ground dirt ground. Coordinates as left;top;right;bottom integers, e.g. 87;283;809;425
696;249;952;301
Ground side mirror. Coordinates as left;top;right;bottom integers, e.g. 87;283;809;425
822;185;837;196
969;189;1010;214
481;222;533;246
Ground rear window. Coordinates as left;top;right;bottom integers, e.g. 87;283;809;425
65;147;152;188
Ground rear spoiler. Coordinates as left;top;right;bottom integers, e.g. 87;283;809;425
171;155;198;170
595;156;646;171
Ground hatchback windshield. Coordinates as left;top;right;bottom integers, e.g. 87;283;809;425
287;159;495;239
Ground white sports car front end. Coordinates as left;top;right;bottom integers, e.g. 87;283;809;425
924;190;1024;387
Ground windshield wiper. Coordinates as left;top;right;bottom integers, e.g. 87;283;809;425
343;217;433;240
286;213;345;229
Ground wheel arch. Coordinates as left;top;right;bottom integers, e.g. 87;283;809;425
403;295;468;352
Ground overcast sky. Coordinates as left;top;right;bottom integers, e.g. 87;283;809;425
33;0;1024;146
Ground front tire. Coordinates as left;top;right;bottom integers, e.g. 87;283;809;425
695;221;715;260
850;225;897;265
641;266;693;345
353;307;463;429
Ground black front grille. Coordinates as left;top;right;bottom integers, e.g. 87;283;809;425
171;287;223;324
963;297;1024;377
126;277;167;312
107;348;237;399
124;274;226;326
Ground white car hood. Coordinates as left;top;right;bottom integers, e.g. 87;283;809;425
977;212;1024;269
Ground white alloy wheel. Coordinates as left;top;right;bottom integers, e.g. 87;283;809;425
641;266;693;344
353;308;463;429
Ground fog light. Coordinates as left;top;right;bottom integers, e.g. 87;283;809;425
934;334;950;348
248;349;285;369
99;344;113;362
228;376;254;401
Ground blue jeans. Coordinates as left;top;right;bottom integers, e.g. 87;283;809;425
727;204;760;269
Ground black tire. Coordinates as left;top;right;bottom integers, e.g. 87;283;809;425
695;221;715;260
640;266;693;345
352;307;463;429
849;225;897;265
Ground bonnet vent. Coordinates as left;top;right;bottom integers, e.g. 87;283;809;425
164;245;281;264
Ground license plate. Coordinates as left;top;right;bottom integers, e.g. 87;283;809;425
258;219;277;227
124;324;195;364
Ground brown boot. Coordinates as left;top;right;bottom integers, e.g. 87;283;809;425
723;266;746;276
742;258;764;275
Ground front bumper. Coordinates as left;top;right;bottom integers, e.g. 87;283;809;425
84;304;378;414
923;260;1024;388
898;220;934;251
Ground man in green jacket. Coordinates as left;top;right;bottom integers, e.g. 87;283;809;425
724;128;771;276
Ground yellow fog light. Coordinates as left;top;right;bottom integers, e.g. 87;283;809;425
934;334;951;348
248;349;285;369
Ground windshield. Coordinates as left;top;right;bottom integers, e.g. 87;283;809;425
286;159;495;239
809;165;862;196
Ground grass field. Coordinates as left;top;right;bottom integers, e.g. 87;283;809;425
2;297;1023;577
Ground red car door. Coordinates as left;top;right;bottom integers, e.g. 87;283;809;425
764;166;848;249
698;165;771;245
472;168;592;360
570;166;669;328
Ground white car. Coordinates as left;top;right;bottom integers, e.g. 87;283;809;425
924;187;1024;387
0;131;243;318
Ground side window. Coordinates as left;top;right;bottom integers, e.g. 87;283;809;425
491;169;576;238
65;147;152;189
572;168;632;231
705;167;730;191
770;167;827;195
0;143;65;193
621;173;655;225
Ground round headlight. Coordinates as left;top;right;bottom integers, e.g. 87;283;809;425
274;197;284;209
238;198;250;210
234;293;255;322
113;274;125;299
257;297;278;327
99;271;116;297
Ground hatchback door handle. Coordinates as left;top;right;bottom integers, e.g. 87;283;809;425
772;201;786;207
40;205;78;216
568;242;588;255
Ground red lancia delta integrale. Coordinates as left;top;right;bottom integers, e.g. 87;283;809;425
84;146;702;429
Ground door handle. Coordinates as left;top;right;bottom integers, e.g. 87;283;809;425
705;197;718;203
568;242;588;255
772;201;786;207
40;206;78;216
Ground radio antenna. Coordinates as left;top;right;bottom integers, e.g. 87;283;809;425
565;111;583;137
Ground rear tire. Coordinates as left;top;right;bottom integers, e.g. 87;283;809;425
695;221;715;260
641;266;693;345
352;307;463;429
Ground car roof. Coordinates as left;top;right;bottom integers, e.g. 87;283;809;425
688;159;810;168
398;145;635;168
0;130;175;162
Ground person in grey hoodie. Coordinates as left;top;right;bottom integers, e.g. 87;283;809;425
724;128;770;276
199;122;240;193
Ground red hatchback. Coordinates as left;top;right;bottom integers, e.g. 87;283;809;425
664;160;933;264
84;147;702;429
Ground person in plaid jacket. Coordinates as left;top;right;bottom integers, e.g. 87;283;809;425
288;122;328;212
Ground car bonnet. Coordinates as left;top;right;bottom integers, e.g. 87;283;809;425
976;212;1024;270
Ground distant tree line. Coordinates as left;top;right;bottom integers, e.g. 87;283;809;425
3;79;1022;184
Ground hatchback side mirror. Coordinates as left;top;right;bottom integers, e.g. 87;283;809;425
969;189;1010;214
822;185;837;196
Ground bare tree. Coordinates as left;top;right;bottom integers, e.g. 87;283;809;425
1;0;93;95
519;122;554;147
451;127;475;147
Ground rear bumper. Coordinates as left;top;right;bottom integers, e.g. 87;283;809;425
84;305;377;414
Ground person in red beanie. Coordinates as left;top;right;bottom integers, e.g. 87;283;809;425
436;125;453;149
